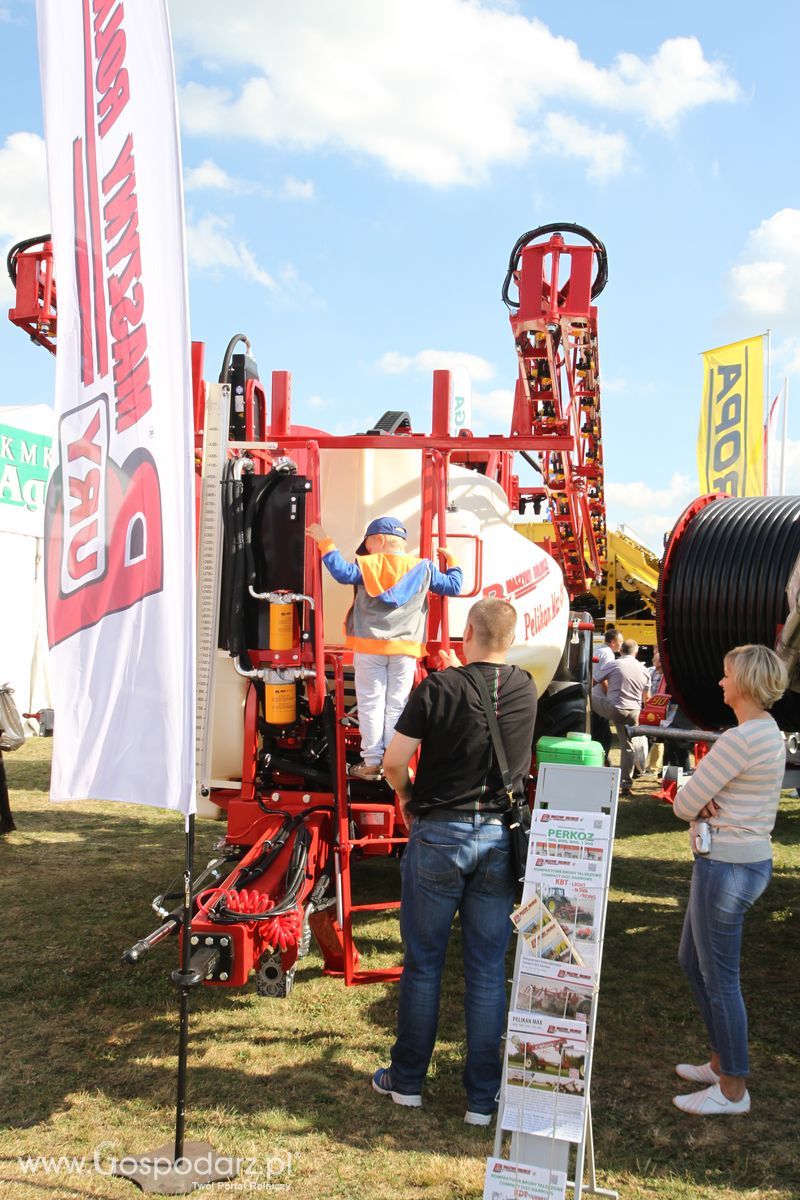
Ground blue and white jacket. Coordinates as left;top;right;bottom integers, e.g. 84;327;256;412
317;539;463;657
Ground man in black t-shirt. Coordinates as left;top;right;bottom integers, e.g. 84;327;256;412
371;598;537;1124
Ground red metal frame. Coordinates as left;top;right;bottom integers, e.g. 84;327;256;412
507;234;606;597
8;240;57;354
196;366;521;988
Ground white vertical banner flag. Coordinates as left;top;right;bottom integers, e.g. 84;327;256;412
765;387;784;497
37;0;196;812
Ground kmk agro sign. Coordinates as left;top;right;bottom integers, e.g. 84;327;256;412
0;423;55;514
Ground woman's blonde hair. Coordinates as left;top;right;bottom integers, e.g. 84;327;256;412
724;644;788;709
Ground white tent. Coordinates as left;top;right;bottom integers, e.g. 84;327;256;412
0;404;55;726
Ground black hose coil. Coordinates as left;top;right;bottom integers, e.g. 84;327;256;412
657;495;800;731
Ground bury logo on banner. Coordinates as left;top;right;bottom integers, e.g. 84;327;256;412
37;0;195;811
45;397;163;645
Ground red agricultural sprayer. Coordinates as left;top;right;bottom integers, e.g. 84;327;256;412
9;223;610;997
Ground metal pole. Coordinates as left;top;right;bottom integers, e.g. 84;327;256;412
780;377;789;497
114;809;238;1193
174;811;195;1162
765;329;771;494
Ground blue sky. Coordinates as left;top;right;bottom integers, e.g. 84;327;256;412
1;0;798;549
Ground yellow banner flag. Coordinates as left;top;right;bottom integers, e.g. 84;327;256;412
698;336;764;496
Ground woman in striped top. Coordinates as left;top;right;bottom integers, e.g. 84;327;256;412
670;644;787;1117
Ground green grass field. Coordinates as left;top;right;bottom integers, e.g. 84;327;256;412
1;740;798;1199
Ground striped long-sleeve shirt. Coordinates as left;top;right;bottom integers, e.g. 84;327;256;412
672;717;785;862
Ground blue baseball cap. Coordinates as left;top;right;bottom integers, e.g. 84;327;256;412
356;515;408;555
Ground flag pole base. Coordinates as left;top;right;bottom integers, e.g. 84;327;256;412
112;1140;239;1195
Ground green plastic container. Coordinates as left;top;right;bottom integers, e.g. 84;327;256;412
536;731;605;767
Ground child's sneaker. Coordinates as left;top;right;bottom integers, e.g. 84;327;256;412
348;760;383;781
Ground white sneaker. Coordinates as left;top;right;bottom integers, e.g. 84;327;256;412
675;1061;720;1085
673;1083;750;1115
464;1110;493;1126
348;760;383;781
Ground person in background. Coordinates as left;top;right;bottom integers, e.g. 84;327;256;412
645;650;665;775
307;515;462;779
671;644;786;1116
663;704;694;774
593;639;650;795
590;628;622;764
0;751;14;835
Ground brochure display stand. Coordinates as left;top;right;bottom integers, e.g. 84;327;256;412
486;764;620;1200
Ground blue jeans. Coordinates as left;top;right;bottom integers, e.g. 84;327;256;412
678;856;771;1077
389;814;516;1113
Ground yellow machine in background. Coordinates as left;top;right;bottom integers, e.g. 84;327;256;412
517;523;659;646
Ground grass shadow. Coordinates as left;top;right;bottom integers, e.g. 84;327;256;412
3;741;800;1198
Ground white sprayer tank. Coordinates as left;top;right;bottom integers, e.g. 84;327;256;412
319;451;568;696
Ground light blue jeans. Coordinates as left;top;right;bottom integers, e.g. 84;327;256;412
354;653;417;765
389;814;516;1113
678;855;771;1077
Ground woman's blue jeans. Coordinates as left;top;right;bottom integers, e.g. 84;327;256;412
678;855;771;1077
389;814;516;1113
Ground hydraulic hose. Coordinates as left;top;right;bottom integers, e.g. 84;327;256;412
657;495;800;730
218;333;250;383
221;460;299;658
502;222;609;312
520;450;544;478
220;456;254;659
243;466;292;591
262;754;333;788
6;233;51;286
213;824;315;923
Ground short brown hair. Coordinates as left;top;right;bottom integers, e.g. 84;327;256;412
621;639;638;656
724;645;787;709
468;598;517;651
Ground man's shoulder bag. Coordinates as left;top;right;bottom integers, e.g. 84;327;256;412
464;664;531;882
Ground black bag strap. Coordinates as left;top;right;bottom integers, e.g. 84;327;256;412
465;664;515;806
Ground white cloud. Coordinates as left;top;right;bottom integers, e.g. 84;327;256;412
606;473;696;513
184;160;315;202
186;213;277;289
0;132;50;302
729;209;800;319
472;387;514;429
729;260;787;315
778;338;800;376
171;3;739;186
281;176;315;201
376;349;495;381
609;516;671;553
542;113;629;181
599;375;628;394
607;36;738;127
184;158;241;192
605;473;696;550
